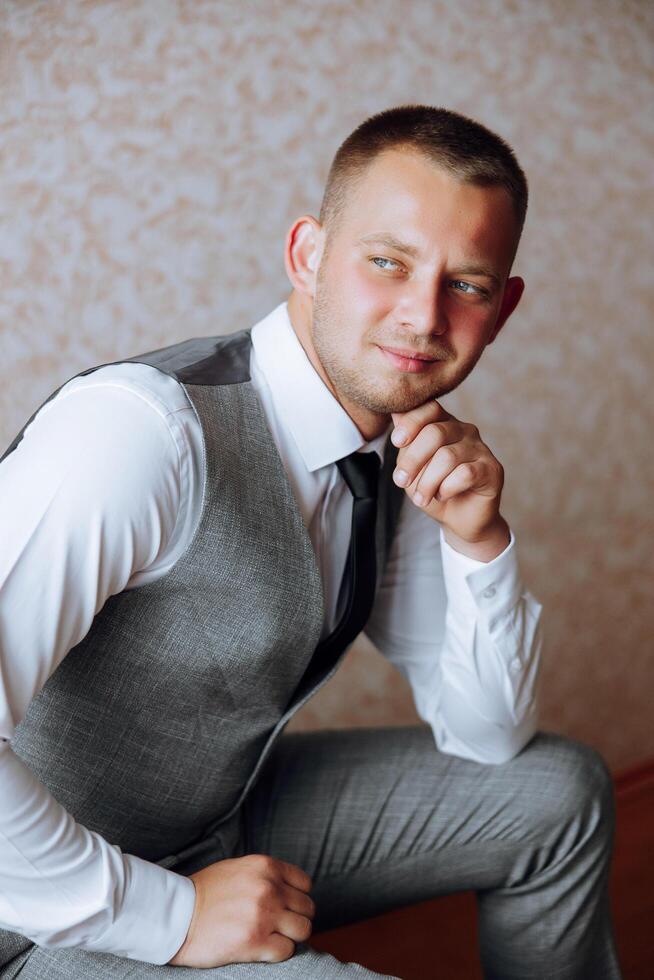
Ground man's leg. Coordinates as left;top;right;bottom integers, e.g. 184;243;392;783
2;944;397;979
240;726;622;980
4;726;621;980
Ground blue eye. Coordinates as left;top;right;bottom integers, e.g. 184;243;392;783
371;256;401;271
451;280;487;298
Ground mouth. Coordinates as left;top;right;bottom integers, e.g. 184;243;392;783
377;344;441;374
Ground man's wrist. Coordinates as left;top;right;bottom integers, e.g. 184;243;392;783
168;874;199;965
442;516;510;563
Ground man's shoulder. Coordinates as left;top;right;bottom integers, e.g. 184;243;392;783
1;361;196;473
42;361;194;430
123;328;253;387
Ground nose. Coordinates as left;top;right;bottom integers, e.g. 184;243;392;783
398;275;448;337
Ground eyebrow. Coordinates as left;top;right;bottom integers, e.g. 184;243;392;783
356;234;502;288
356;234;421;258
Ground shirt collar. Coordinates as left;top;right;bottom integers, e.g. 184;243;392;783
251;301;392;473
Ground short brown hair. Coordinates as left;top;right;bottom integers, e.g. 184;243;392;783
319;104;528;246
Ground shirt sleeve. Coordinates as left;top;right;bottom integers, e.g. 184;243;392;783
0;368;200;962
364;497;543;765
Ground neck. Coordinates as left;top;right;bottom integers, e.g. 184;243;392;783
286;290;391;442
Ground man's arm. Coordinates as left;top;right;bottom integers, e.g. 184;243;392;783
436;524;542;762
364;401;542;765
0;369;198;961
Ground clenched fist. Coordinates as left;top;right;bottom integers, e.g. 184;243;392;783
391;400;510;563
169;854;315;968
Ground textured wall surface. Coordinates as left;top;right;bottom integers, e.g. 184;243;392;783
1;0;652;772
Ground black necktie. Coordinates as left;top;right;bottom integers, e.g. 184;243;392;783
290;450;382;703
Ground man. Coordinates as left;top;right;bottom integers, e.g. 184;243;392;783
0;106;621;978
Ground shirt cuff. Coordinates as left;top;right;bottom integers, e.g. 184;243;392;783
86;853;196;964
439;525;523;630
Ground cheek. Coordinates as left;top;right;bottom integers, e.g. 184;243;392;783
342;266;395;320
448;304;496;353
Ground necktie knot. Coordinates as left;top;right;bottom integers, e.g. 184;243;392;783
336;451;381;501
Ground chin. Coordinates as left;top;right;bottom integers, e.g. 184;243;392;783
355;386;443;416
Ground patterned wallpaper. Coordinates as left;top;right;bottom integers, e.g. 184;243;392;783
1;0;652;772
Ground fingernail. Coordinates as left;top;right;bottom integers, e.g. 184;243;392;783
413;491;424;506
394;468;409;486
391;428;408;447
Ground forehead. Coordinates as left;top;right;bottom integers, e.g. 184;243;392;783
338;148;518;269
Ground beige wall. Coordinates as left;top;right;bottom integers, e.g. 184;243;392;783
1;0;652;772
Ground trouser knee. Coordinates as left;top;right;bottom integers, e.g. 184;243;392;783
525;732;615;848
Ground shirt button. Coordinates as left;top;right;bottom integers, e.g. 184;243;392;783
510;657;521;672
482;585;496;599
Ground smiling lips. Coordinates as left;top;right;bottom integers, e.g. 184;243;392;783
378;344;441;373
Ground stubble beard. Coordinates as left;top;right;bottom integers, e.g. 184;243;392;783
311;282;478;416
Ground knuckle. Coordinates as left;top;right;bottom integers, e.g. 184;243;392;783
251;879;275;908
438;444;456;466
260;935;295;963
275;937;296;962
486;459;502;487
290;863;310;886
248;852;272;871
426;420;445;440
258;854;279;876
264;879;278;901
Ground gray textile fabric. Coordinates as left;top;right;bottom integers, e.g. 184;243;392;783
3;727;621;979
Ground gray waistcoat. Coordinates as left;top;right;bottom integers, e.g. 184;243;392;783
4;328;404;873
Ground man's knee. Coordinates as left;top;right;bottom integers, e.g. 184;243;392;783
515;731;615;844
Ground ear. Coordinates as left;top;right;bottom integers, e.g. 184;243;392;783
284;216;324;298
488;275;525;344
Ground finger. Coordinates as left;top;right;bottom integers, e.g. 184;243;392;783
437;461;486;502
393;420;466;488
275;909;314;944
278;860;313;893
412;444;479;507
259;934;296;963
282;883;316;919
391;400;454;446
407;458;430;492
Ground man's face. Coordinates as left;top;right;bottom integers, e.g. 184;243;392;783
310;148;521;416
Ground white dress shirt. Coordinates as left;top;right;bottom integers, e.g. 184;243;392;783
0;301;542;963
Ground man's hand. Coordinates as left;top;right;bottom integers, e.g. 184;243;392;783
168;854;315;968
390;401;510;562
